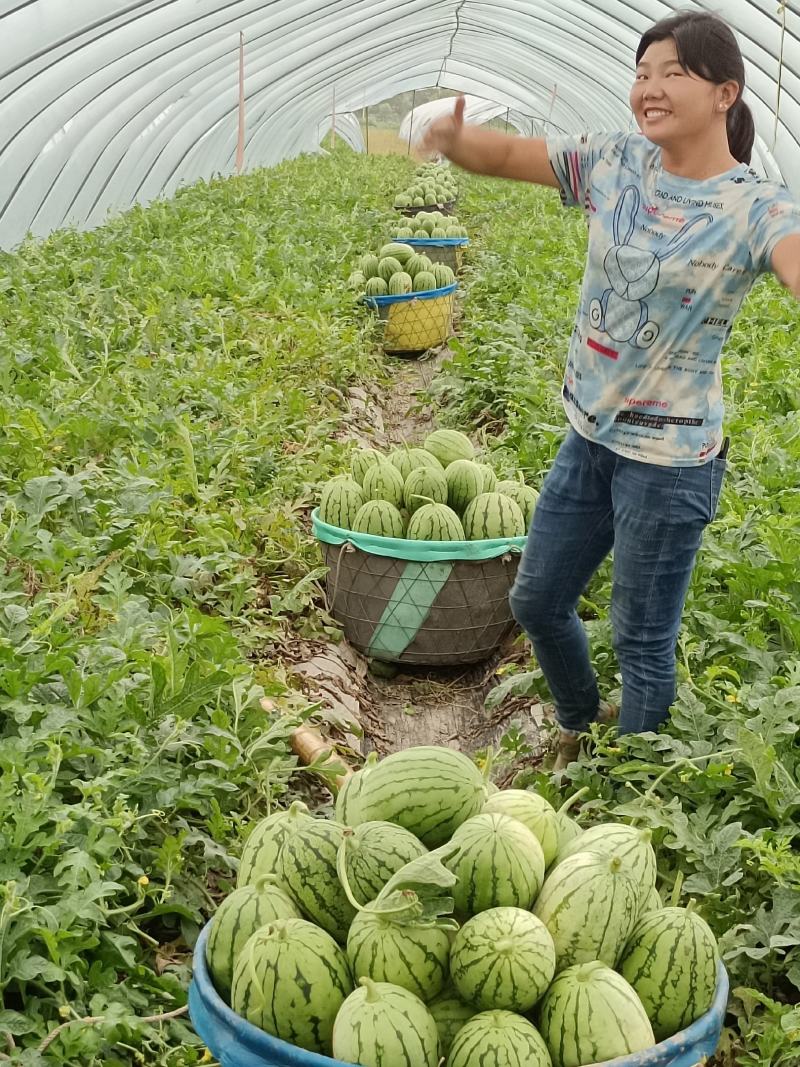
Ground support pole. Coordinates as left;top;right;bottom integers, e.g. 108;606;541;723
365;106;370;153
407;88;416;156
504;107;510;135
331;85;336;148
235;32;245;174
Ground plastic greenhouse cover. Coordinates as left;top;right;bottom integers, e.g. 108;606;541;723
0;1;797;247
399;94;543;143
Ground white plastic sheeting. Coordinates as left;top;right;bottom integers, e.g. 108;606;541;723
398;94;545;143
0;1;798;247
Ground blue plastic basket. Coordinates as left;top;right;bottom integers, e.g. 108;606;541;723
188;921;730;1067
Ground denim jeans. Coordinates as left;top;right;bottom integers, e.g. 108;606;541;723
509;429;727;735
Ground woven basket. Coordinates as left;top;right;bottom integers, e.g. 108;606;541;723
365;283;456;356
321;540;520;665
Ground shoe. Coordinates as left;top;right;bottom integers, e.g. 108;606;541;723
552;700;618;771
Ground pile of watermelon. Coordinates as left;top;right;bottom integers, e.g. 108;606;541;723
389;209;468;241
394;162;458;209
348;243;456;298
205;744;721;1067
318;429;537;541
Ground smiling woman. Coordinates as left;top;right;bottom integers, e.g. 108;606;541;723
422;9;800;770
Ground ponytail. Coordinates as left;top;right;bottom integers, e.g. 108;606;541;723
726;97;754;165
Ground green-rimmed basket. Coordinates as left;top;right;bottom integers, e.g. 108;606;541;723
312;509;525;665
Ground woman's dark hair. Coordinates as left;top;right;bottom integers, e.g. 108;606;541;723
636;10;754;164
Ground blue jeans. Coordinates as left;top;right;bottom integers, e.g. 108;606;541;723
509;429;726;735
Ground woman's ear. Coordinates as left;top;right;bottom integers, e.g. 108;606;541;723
717;81;740;112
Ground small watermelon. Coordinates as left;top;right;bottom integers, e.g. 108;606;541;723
406;502;465;541
463;492;526;539
432;263;455;288
555;823;657;905
413;271;437;292
360;253;380;279
446;813;545;915
347;270;366;289
364;276;388;297
378;257;403;282
319;477;365;530
352;500;405;537
450;907;556;1012
427;988;476;1057
445;459;484;513
424;428;475;466
379;242;414;264
351;448;384;486
346;911;450;1002
332;978;439;1067
389;445;444;481
495;480;539;526
388;271;413;295
482;789;560;867
335;752;379;825
638;883;663;918
403;465;449;514
236;804;307;888
407;253;433;276
339;821;427;906
474;462;498;492
448;1011;551;1067
362;461;405;508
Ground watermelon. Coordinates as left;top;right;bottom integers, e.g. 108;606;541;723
332;978;439;1067
378;257;403;282
420;214;436;233
431;226;448;238
346;910;451;1002
347;745;487;847
407;253;433;277
555;823;657;905
539;961;655;1067
619;904;719;1040
389;445;444;481
638;883;663;917
445;459;484;513
319;477;365;530
412;197;425;208
427;988;476;1057
403;465;449;514
379;242;415;264
445;225;463;237
364;276;388;297
554;812;583;853
231;917;352;1055
446;813;545;916
495;480;539;526
278;803;356;942
236;804;307;888
473;463;497;492
206;876;300;1001
463;492;526;539
432;263;455;288
352;500;405;537
448;1011;551;1067
413;271;438;292
482;789;560;867
335;752;378;825
393;194;411;209
360;253;380;279
362;461;405;508
424;428;475;466
406;502;465;541
533;850;639;970
388;271;413;295
339;821;427;906
351;447;384;486
394;226;415;239
414;227;429;237
450;906;556;1012
347;270;366;289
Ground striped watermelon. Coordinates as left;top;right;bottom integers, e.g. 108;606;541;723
432;263;455;288
403;465;449;515
346;910;451;1002
205;877;300;1001
389;446;444;481
539;961;655;1067
474;463;498;492
351;448;384;486
339;821;427;906
389;271;413;295
278;803;356;942
332;978;439;1067
533;850;639;970
482;789;559;867
353;500;405;537
360;254;380;279
335;752;379;825
230;917;352;1055
413;270;438;292
450;907;556;1012
448;1011;551;1067
236;805;307;889
424;428;475;465
619;904;719;1040
427;988;476;1057
378;256;403;282
495;480;539;526
555;823;657;905
319;477;365;530
445;459;484;513
406;253;433;278
379;242;415;264
362;461;405;508
347;745;488;847
554;812;583;854
638;883;663;917
463;492;526;539
406;502;465;541
446;813;545;915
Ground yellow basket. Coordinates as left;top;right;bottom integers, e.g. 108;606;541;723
367;284;456;356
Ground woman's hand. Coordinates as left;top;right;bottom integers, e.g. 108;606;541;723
421;96;466;159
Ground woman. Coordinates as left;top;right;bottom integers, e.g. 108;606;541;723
422;11;800;768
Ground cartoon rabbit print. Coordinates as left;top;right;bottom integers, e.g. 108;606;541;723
589;185;713;348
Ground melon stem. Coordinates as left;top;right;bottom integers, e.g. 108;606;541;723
556;787;588;817
359;976;381;1003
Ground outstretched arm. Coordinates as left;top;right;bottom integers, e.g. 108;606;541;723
421;97;560;189
771;233;800;297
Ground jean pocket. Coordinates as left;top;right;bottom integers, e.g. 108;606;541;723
709;455;727;522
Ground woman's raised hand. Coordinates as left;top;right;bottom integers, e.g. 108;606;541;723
421;96;466;159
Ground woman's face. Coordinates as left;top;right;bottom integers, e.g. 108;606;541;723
630;37;738;149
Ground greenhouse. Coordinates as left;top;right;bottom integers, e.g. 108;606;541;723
1;1;799;1065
